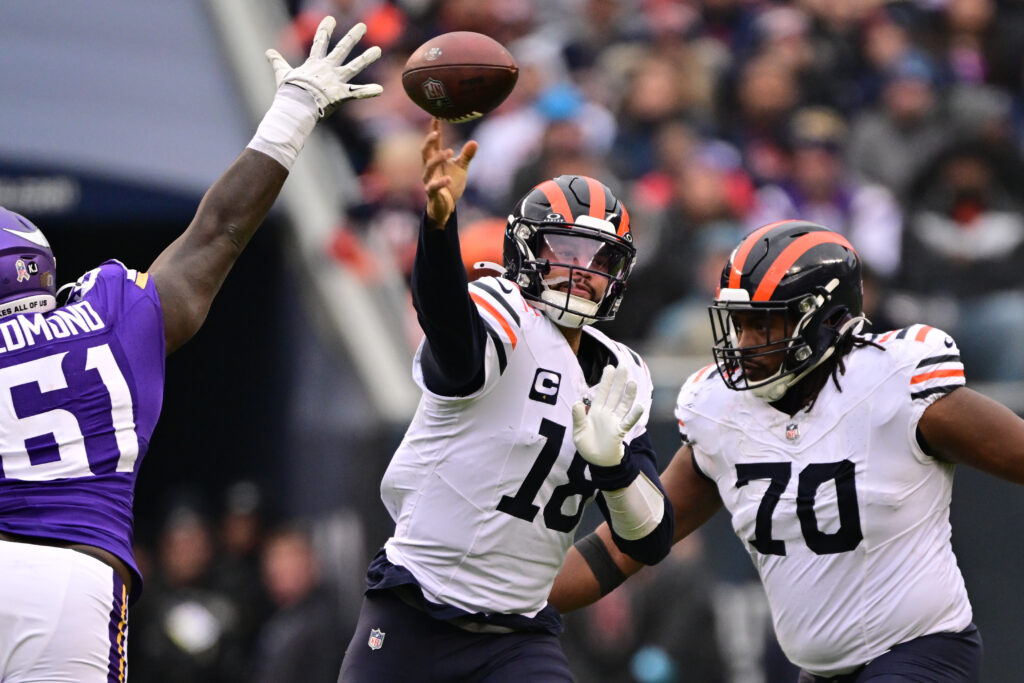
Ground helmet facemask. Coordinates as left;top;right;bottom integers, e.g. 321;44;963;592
507;217;635;329
711;279;866;402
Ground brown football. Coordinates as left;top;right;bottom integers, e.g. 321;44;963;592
402;32;518;124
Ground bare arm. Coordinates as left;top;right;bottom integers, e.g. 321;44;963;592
149;150;286;353
919;386;1024;484
148;17;382;353
549;443;722;612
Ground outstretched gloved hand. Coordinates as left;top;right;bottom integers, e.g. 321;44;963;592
572;365;645;468
265;17;383;117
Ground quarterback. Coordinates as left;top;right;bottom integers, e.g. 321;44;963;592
550;220;1024;681
0;17;381;682
338;120;674;682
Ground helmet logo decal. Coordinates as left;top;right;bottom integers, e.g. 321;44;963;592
2;227;50;248
752;232;855;301
15;259;30;282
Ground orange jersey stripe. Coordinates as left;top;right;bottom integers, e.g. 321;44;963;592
911;368;965;384
536;180;574;223
470;292;518;348
728;221;794;289
583;177;606;221
753;232;855;301
914;325;934;342
693;364;714;382
879;330;898;343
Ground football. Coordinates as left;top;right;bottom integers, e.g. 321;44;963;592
402;32;518;123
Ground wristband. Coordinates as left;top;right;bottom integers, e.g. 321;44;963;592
246;85;318;170
588;442;640;491
575;533;626;597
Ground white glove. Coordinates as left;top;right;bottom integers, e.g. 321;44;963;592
572;365;645;468
265;17;383;118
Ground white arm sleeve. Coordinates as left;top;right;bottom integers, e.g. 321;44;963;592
603;472;666;540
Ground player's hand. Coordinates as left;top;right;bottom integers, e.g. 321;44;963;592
421;119;477;228
572;365;645;468
265;17;383;118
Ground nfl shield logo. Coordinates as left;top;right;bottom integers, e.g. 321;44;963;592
785;423;800;440
368;628;385;651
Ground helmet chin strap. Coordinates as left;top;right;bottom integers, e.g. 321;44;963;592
750;315;868;403
540;289;598;329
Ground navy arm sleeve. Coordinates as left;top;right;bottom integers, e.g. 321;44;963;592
410;210;487;396
595;431;675;566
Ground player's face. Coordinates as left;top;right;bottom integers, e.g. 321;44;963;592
539;234;621;303
730;309;791;381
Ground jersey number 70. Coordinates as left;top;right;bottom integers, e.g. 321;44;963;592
736;460;863;555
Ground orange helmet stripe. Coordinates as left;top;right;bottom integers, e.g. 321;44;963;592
583;176;606;221
752;231;855;301
536;180;574;223
618;203;630;236
727;220;795;289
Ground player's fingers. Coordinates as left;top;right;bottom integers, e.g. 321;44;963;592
620;403;645;434
423;149;453;183
593;364;615;409
337;45;382;80
347;83;384;99
455;140;478;170
265;49;291;81
607;366;628;411
571;401;589;439
327;21;366;64
310;15;337;60
616;378;637;418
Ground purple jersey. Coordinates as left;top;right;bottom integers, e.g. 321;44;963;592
0;260;165;602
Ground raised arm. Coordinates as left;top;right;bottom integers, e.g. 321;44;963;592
409;120;487;396
549;443;723;612
149;17;382;353
919;386;1024;484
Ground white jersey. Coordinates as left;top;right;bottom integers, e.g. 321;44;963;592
382;277;653;616
675;324;971;677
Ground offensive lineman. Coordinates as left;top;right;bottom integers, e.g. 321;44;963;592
550;220;1024;681
338;120;674;681
0;18;381;682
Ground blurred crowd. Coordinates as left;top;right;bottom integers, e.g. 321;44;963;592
276;0;1024;383
132;1;1024;682
130;482;365;683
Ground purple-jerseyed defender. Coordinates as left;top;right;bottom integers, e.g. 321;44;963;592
0;15;383;682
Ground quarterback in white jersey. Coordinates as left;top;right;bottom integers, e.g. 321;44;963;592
553;220;1024;682
339;121;674;682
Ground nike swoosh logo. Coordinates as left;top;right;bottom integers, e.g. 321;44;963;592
495;280;513;294
3;227;50;249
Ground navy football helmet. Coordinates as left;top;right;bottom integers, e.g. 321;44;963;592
503;175;635;328
0;207;57;319
709;220;866;401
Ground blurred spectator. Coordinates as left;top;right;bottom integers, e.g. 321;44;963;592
747;106;903;278
647;220;743;359
469;37;617;209
212;481;272;660
131;502;247;683
716;51;801;186
846;50;954;196
891;137;1024;381
250;524;348;683
601;140;753;345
